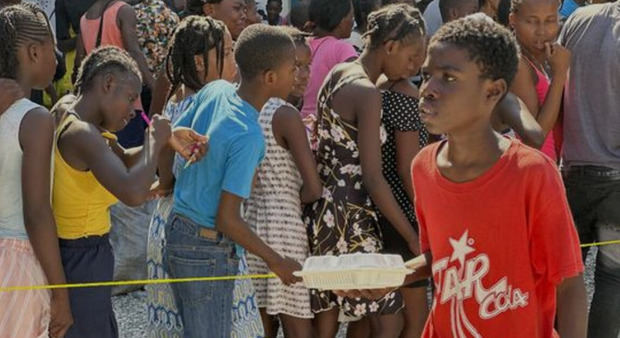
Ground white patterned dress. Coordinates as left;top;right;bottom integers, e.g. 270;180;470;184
245;98;313;319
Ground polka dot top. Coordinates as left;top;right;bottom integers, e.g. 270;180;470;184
379;90;429;227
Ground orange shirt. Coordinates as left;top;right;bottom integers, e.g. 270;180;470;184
412;138;583;338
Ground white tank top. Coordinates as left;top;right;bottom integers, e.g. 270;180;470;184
0;98;41;239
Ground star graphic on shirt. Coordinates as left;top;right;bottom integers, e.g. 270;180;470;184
449;230;475;267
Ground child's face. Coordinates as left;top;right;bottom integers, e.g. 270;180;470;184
419;42;504;135
270;48;297;100
208;0;248;40
245;1;262;25
383;37;426;81
266;0;282;22
509;0;560;54
23;37;57;90
101;72;141;132
291;43;311;98
201;28;237;84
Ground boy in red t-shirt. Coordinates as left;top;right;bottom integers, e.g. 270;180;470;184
405;14;586;338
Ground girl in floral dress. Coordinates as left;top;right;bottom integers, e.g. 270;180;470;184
303;4;428;337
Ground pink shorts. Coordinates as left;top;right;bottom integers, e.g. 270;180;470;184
0;238;51;337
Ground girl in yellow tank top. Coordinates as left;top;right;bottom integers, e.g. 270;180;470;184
52;46;206;337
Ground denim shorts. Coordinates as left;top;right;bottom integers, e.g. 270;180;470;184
163;213;239;338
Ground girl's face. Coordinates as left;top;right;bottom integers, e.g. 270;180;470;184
245;1;262;25
510;0;560;54
198;27;237;84
101;72;141;131
383;36;426;81
206;0;248;40
291;43;311;98
266;0;282;22
20;35;57;90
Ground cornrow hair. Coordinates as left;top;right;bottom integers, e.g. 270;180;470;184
165;15;226;101
0;3;54;79
363;3;425;50
74;46;142;95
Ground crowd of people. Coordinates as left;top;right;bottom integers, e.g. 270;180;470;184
0;0;619;337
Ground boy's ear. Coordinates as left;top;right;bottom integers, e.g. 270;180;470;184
508;12;516;29
262;69;278;86
486;78;507;105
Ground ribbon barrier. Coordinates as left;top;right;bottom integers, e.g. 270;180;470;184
1;240;619;293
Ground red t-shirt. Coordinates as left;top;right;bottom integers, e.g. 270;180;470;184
412;139;583;338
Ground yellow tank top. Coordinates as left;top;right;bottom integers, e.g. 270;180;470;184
53;114;118;239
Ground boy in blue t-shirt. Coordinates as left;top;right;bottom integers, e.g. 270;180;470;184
163;24;299;336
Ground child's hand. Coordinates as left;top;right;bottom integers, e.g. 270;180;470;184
150;115;172;150
49;290;73;338
268;256;303;286
0;78;24;115
169;127;209;161
546;42;571;79
408;239;420;257
148;179;173;200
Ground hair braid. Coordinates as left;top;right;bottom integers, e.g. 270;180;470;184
164;15;226;101
363;3;425;50
74;46;141;95
0;3;53;79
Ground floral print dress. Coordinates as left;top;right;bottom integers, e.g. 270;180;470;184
303;72;403;317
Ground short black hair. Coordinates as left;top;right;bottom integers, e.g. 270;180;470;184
289;2;309;30
510;0;561;14
186;0;223;16
309;0;352;33
165;15;227;99
278;25;310;47
74;46;142;95
234;23;295;79
439;0;479;21
365;3;425;50
0;3;53;79
430;13;519;85
352;0;379;31
267;0;282;6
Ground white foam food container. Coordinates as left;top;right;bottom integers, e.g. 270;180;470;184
293;253;413;290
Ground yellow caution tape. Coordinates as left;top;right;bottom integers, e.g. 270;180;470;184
1;240;619;293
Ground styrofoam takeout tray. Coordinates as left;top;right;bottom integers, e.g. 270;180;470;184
293;253;413;290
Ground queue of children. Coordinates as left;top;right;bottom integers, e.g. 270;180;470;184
1;0;619;337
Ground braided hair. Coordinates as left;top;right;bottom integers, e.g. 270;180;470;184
278;25;310;47
364;3;425;50
74;46;141;95
0;3;54;79
164;15;226;101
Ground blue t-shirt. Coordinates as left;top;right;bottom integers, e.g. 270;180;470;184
172;80;265;228
560;0;580;18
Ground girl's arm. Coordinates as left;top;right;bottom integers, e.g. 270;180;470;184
58;115;171;206
356;85;419;254
72;34;85;85
20;108;73;337
389;80;423;203
118;4;155;90
510;46;569;138
272;105;322;204
495;92;545;149
149;68;171;116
